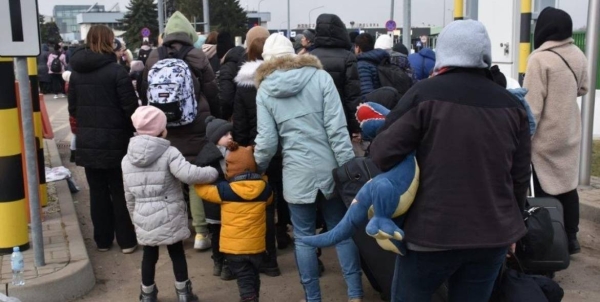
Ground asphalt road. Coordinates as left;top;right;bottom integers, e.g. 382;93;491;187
45;95;600;302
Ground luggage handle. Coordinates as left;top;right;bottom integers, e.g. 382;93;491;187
528;165;536;198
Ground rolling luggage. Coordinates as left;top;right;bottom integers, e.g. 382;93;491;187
517;178;570;275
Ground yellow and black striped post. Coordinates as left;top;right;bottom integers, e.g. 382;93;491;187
454;0;464;20
519;0;533;84
0;57;30;254
27;57;47;207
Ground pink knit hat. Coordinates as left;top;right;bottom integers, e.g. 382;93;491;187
131;106;167;136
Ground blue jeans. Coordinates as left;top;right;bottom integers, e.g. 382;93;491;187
288;192;363;302
392;247;507;302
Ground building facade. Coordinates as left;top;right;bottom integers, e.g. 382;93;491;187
77;12;125;41
53;4;105;41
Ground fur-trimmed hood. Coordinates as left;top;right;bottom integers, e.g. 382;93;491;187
255;55;322;86
255;55;323;95
235;60;264;87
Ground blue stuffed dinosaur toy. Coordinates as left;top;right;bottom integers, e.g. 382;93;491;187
300;102;419;255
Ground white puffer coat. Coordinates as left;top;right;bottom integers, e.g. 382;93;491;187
122;135;218;246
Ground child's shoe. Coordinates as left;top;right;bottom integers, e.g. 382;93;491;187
221;262;235;281
175;280;199;302
241;295;259;302
213;259;223;276
259;253;281;277
194;233;211;250
139;283;158;302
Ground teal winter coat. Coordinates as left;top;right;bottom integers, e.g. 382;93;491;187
253;55;354;204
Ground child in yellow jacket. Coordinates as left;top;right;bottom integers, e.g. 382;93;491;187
195;142;273;302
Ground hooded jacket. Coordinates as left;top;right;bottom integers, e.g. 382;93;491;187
524;38;588;195
219;46;247;120
357;49;390;95
232;60;263;146
370;20;530;249
195;173;273;254
68;47;138;169
122;135;218;246
141;12;220;163
37;46;51;83
253;55;354;204
408;48;436;80
311;14;361;133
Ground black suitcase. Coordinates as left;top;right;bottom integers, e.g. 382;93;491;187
519;197;570;274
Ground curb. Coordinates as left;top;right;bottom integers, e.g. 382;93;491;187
7;140;95;301
580;199;600;224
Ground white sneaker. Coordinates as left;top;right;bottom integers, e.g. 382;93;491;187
53;95;59;99
59;94;66;98
122;244;138;254
194;233;211;250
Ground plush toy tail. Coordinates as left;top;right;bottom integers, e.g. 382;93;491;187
300;201;371;248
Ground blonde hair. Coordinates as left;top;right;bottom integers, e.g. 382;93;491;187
86;25;114;54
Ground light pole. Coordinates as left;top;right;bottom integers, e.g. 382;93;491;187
309;6;325;28
258;0;266;24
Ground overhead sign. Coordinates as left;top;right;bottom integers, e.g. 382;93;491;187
141;27;151;37
385;20;397;32
0;0;41;57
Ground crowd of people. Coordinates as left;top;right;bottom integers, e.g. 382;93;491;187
58;6;588;302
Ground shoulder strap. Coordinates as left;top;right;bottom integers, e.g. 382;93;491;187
545;49;578;87
176;45;195;61
158;46;169;60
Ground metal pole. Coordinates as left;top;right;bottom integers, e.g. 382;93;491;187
579;0;600;186
157;0;165;35
15;57;45;267
403;0;411;50
391;0;395;21
443;0;446;26
203;0;210;33
287;0;291;38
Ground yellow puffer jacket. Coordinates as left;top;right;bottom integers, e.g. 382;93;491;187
195;173;273;255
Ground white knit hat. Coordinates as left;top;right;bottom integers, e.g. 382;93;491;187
374;35;393;50
262;33;295;61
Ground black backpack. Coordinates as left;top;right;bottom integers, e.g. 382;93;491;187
377;58;412;96
50;56;62;73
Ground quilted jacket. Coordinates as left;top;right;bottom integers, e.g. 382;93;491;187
68;47;138;169
357;49;390;95
122;135;218;246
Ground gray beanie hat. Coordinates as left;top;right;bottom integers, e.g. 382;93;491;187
205;116;233;144
433;20;492;72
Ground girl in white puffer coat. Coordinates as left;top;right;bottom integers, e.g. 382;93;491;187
122;106;218;302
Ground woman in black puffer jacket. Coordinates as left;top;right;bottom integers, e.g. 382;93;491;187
68;25;138;253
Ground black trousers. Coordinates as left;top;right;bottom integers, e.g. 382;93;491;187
208;223;224;263
50;74;64;94
142;242;188;286
271;177;290;227
84;167;137;249
532;168;580;234
226;254;262;300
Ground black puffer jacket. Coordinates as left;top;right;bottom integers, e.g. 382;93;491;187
311;14;361;133
232;60;262;146
219;46;246;120
68;47;138;169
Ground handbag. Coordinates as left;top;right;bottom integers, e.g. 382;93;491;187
519;205;554;258
490;253;564;302
332;157;381;207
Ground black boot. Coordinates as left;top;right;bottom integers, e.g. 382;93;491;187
139;284;158;302
568;233;581;255
318;259;325;277
175;280;199;302
213;259;223;276
259;253;281;277
69;150;76;163
221;261;235;281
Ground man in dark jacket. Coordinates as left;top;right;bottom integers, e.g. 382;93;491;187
408;47;436;80
370;20;530;302
354;33;390;95
311;14;361;137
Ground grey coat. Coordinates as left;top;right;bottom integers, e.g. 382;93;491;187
122;135;218;246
